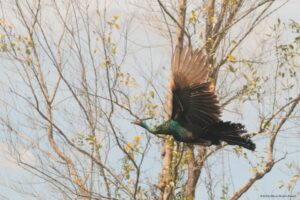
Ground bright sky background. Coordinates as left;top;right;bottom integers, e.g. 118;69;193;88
0;0;300;199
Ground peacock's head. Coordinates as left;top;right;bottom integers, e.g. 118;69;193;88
132;118;168;137
131;118;142;126
131;118;152;128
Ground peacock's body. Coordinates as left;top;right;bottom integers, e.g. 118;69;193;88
133;47;256;151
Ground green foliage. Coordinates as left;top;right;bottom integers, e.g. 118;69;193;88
149;90;155;98
239;67;265;103
143;93;158;118
276;19;299;66
220;184;229;200
274;19;299;99
108;15;120;30
289;19;300;34
73;133;102;150
188;10;198;25
0;19;38;66
121;136;141;180
99;15;120;69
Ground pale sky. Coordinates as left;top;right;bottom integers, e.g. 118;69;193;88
0;0;300;199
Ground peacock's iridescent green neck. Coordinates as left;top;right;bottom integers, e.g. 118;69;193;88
137;119;205;143
139;120;173;135
139;120;155;133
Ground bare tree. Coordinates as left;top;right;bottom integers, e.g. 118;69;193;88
144;0;299;199
0;0;299;200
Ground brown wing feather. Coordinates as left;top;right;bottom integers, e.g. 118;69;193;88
171;47;208;89
170;47;220;127
176;83;221;127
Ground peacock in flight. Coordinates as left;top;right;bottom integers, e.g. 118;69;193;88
132;47;256;151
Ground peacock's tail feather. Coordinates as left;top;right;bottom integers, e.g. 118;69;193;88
206;121;256;151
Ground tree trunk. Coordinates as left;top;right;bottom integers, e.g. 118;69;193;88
158;0;187;199
184;146;206;199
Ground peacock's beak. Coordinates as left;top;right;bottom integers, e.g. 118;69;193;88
131;117;152;125
131;119;141;125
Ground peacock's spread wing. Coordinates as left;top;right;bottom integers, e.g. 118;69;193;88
171;47;207;88
170;47;221;127
172;83;221;127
